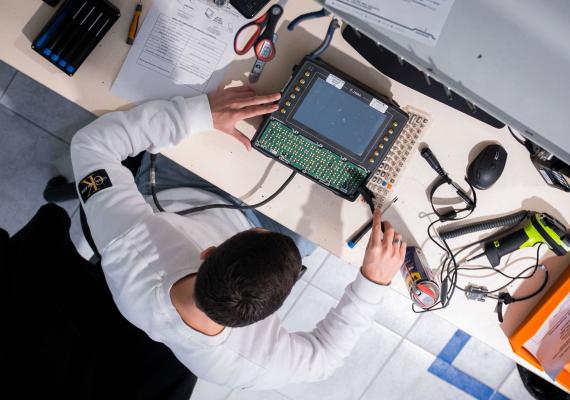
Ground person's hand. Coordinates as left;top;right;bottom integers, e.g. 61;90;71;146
361;209;407;285
208;86;281;151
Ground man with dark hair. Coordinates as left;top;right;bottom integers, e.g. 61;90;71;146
71;85;406;390
194;230;301;328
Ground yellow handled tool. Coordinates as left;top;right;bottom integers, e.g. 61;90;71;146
127;1;142;45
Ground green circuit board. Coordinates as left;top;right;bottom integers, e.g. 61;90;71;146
255;120;368;195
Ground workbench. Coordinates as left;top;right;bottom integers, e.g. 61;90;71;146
2;0;569;388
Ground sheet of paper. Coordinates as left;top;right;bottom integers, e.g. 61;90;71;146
524;294;570;380
325;0;455;47
112;0;244;102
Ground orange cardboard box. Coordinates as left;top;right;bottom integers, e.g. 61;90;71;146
508;266;570;390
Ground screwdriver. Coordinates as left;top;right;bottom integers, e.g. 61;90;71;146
347;196;399;248
127;0;142;45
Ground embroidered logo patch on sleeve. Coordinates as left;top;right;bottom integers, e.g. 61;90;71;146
78;169;112;203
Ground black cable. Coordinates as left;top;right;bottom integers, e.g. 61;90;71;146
487;244;545;294
439;210;530;240
508;126;526;146
149;154;296;216
149;161;166;212
421;184;547;314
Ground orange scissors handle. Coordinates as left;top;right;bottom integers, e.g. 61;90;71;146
234;12;269;55
234;5;283;59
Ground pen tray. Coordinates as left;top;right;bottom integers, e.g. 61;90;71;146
32;0;120;76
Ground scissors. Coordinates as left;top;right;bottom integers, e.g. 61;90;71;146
234;1;286;81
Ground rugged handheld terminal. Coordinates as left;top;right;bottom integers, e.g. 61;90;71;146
252;58;409;200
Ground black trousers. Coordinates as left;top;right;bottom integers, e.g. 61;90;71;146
1;204;196;400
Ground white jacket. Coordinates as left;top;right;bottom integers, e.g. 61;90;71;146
70;95;387;390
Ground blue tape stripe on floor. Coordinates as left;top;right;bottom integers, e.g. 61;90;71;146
429;358;494;399
428;329;511;400
437;329;471;363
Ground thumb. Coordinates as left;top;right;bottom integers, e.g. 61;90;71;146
232;128;252;151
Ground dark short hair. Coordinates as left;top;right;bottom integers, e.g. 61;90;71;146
194;230;302;328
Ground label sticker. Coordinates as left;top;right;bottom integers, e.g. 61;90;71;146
326;74;345;89
78;169;113;203
370;98;388;113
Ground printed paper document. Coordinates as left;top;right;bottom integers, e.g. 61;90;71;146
112;0;244;102
524;294;570;380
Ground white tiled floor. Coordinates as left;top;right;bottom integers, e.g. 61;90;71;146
453;338;514;389
373;286;420;337
361;340;474;400
282;283;338;332
276;324;401;400
309;253;360;299
407;310;459;356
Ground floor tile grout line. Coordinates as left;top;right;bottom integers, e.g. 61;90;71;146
357;336;409;400
302;252;331;285
0;69;17;102
282;252;332;319
0;102;73;146
494;364;516;394
282;279;311;320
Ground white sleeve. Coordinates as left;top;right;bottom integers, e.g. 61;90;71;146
251;271;386;390
71;95;213;251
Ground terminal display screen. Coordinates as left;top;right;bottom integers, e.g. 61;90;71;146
292;78;386;157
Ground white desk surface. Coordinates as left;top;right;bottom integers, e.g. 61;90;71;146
3;0;569;387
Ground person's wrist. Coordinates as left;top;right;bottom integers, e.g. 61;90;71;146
360;267;392;286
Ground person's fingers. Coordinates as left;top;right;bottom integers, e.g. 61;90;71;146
392;233;402;253
238;103;280;119
233;93;281;108
231;128;252;151
369;208;383;247
399;241;407;260
383;221;395;245
227;85;255;93
225;87;257;99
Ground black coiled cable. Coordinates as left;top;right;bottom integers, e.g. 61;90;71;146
438;210;531;240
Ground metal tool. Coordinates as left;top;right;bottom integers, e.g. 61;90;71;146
234;0;286;82
468;212;570;267
347;196;398;248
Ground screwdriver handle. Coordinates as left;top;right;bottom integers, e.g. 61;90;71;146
127;3;142;45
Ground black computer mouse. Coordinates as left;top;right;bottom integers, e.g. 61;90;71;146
467;144;508;190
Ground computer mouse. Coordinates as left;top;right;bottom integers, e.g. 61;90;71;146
467;144;507;190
